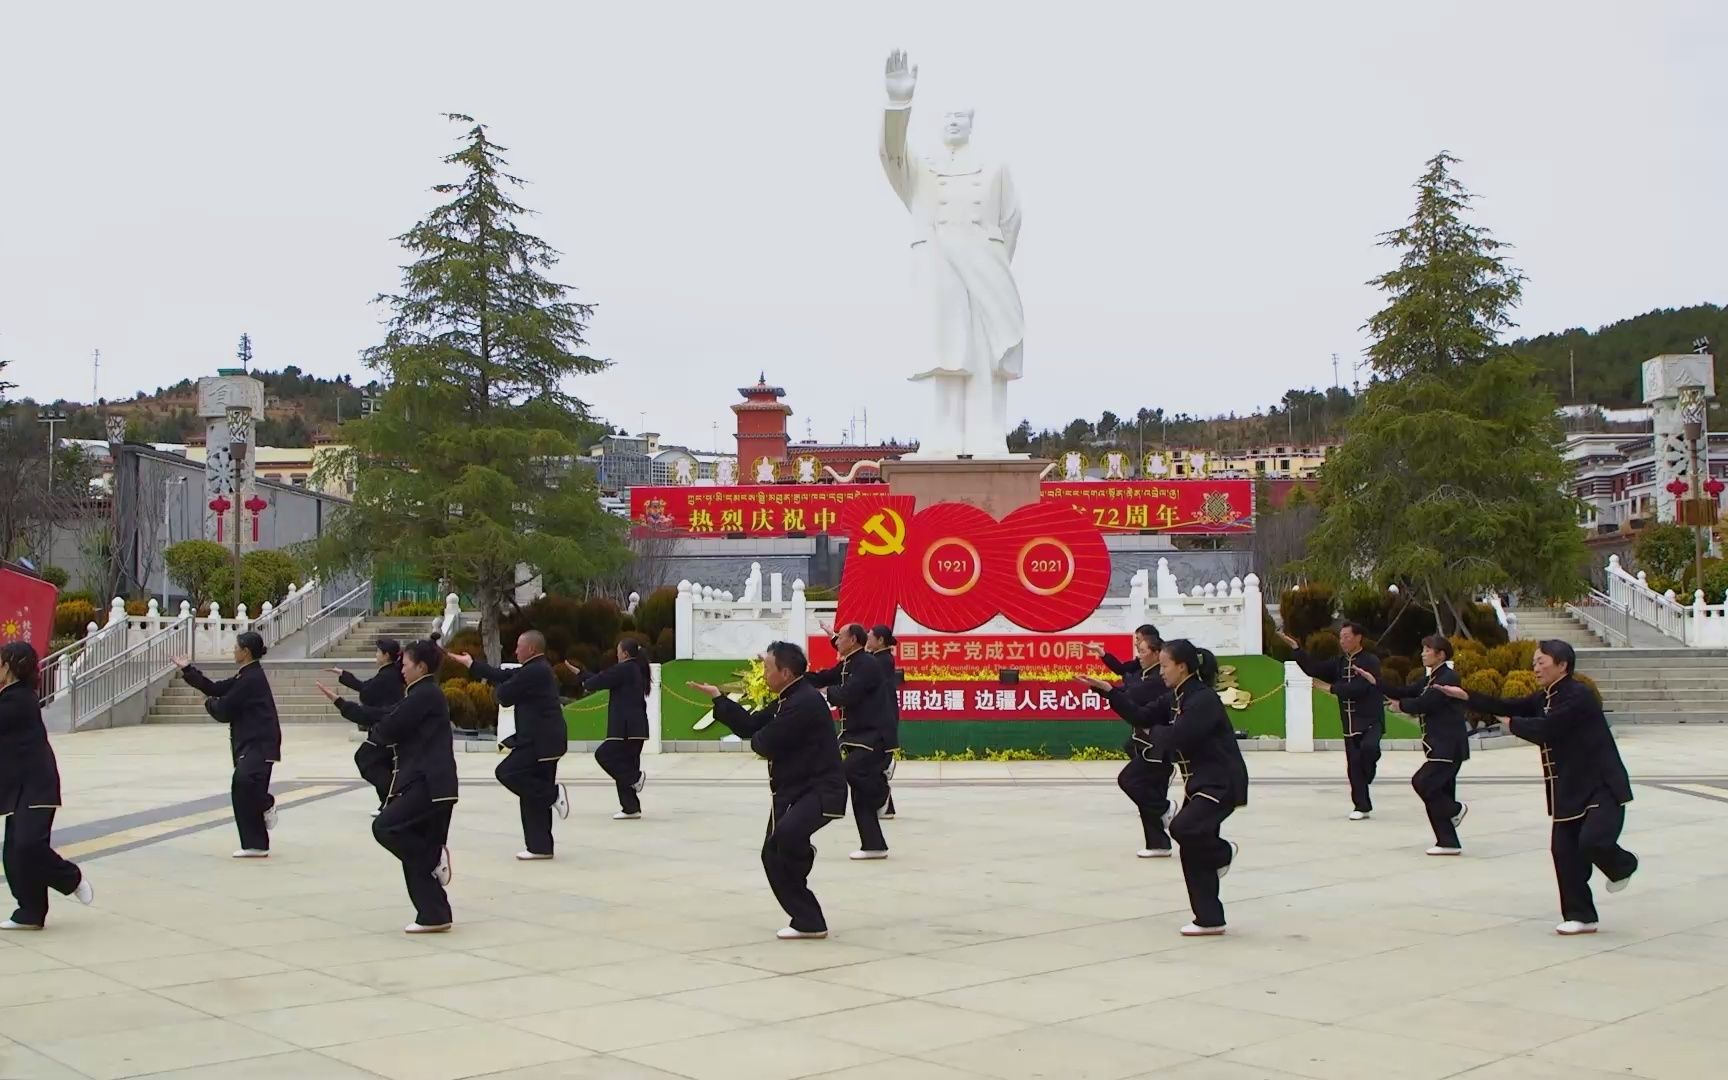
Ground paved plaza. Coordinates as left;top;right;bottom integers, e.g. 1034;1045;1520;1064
2;724;1727;1080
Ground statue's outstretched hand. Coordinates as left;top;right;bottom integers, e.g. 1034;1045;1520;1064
885;48;918;103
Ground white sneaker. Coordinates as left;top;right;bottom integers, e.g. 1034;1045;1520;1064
263;805;278;831
553;784;570;821
371;809;382;818
74;877;94;905
776;926;828;940
433;846;452;886
1348;810;1370;821
849;850;888;860
1218;841;1240;879
405;922;452;934
1180;922;1226;937
232;849;269;859
632;771;647;794
1556;920;1599;935
880;811;896;821
1451;803;1469;828
1426;846;1463;856
612;811;641;820
515;851;553;861
1136;848;1173;859
0;919;43;931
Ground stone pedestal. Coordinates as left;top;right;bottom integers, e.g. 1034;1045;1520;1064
880;458;1050;518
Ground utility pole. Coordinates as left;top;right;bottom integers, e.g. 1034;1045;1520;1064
37;407;67;493
92;349;101;404
1568;348;1576;402
1330;352;1340;388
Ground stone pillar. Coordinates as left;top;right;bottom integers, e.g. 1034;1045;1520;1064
645;663;664;755
197;373;266;549
1284;660;1314;753
879;458;1050;518
1642;353;1716;525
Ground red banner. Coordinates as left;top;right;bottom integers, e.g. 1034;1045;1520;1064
809;634;1132;674
0;564;59;653
630;480;1254;536
893;681;1117;720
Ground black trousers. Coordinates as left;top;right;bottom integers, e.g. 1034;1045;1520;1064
763;792;836;933
1552;800;1637;924
1344;728;1382;812
1168;794;1236;929
3;808;82;926
595;739;644;814
496;747;560;855
1412;759;1463;847
232;754;275;851
842;746;889;852
1118;756;1174;850
354;743;394;808
373;785;454;926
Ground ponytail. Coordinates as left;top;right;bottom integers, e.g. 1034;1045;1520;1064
1161;639;1218;684
619;636;651;698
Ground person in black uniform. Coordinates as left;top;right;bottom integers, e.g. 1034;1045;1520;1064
567;638;651;819
1281;621;1383;819
451;631;570;861
1143;640;1248;936
1;642;94;930
808;624;892;860
329;638;405;815
1369;634;1470;854
1437;640;1637;935
1079;625;1174;857
321;638;459;933
174;632;281;858
866;625;901;820
690;641;846;940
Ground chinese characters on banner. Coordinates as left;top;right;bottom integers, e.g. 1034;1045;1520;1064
0;563;59;652
808;634;1133;672
894;682;1117;721
629;480;1253;537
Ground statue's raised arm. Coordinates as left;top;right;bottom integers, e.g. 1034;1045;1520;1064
879;49;918;205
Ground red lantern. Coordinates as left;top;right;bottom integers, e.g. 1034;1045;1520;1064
244;495;268;542
1706;478;1725;498
208;496;231;542
1666;479;1690;497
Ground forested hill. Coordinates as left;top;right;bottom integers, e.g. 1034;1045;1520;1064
1514;303;1728;407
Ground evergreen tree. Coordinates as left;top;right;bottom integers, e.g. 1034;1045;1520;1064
1304;154;1585;628
313;115;628;662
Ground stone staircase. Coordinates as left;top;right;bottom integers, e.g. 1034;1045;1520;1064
146;662;353;726
1580;648;1728;724
323;615;443;659
1510;607;1608;647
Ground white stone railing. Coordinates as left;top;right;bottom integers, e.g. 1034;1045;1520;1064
1604;554;1727;646
249;580;322;648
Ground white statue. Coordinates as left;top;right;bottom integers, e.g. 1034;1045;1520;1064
716;457;738;486
1104;451;1127;480
754;457;777;484
673;457;694;485
796;456;818;483
1062;451;1084;481
879;49;1025;459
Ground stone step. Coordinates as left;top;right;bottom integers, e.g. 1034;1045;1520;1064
1596;689;1728;702
1612;711;1728;724
143;714;349;725
1591;678;1728;691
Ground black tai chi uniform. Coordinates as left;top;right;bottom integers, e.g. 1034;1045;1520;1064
866;647;901;818
1291;647;1383;813
583;662;650;814
1103;661;1175;852
338;675;459;927
708;678;847;934
339;662;405;808
809;649;892;853
0;682;84;927
469;656;568;856
1383;664;1470;849
180;661;282;852
1144;676;1249;930
1465;676;1636;925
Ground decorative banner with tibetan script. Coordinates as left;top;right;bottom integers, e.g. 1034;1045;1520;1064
629;479;1254;536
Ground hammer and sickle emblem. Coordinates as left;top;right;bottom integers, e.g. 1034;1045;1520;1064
856;509;907;556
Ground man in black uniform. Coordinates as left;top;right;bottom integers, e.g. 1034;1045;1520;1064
865;626;901;820
329;638;405;815
690;641;846;940
1283;622;1383;819
174;632;282;858
451;631;570;861
322;638;460;933
1439;640;1637;935
809;624;893;860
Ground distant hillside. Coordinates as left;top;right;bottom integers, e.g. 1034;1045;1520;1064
1513;303;1728;407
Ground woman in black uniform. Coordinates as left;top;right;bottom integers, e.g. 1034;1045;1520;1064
569;638;651;819
1;642;93;930
1372;635;1470;854
866;625;900;819
1080;626;1174;858
329;638;405;814
174;632;282;858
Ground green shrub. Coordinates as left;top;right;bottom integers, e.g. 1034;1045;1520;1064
634;587;677;645
54;600;98;638
1262;609;1291;661
1338;583;1396;637
40;566;69;589
1483;644;1520;677
619;614;637;633
1635;522;1695;581
1459;603;1509;646
240;549;301;612
1280;584;1336;642
123;598;150;616
1070;745;1129;761
1461;669;1506;724
58;590;94;606
1504;639;1538;673
1302;629;1341;661
387;599;444;617
804;585;838;602
1449;634;1486;656
574;597;623;651
1499;669;1541;699
1574;672;1603;706
164;540;233;608
654;627;676;664
442;677;477;728
1381;655;1415;688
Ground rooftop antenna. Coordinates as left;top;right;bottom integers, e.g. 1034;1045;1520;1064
236;333;253;373
92;348;100;403
1330;352;1339;388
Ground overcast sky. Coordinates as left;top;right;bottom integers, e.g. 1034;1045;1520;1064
3;1;1723;450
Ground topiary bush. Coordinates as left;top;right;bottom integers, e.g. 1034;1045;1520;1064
1573;673;1603;706
634;587;677;645
165;540;234;609
54;600;98;639
1280;585;1336;643
1484;644;1521;676
1302;628;1341;661
1449;634;1486;657
573;597;623;653
1381;655;1415;688
1461;669;1506;724
40;566;69;589
1459;603;1510;646
442;677;477;728
240;549;302;612
1262;609;1291;661
1499;669;1541;700
654;627;676;663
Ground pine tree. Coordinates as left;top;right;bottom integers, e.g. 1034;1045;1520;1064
314;115;628;662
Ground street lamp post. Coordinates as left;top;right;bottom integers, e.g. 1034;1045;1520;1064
106;416;126;596
1678;385;1708;593
162;476;186;612
37;407;67;493
227;407;253;611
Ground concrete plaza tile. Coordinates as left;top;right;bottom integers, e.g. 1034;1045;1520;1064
0;1042;89;1080
614;1025;887;1080
468;1059;695;1080
184;915;359;949
692;939;895;975
88;948;298;990
126;1049;385;1078
662;973;895;1022
578;954;773;996
508;997;741;1052
0;967;131;1008
923;972;1171;1024
1614;987;1728;1043
230;996;473;1049
599;917;793;953
1343;997;1594;1055
243;931;446;968
1132;1062;1312;1080
1531;1021;1728;1079
1190;968;1431;1024
1060;1000;1321;1057
932;934;1126;976
1058;954;1262;1000
32;1017;297;1080
409;973;637;1019
1447;1057;1668;1079
0;948;70;976
1222;1026;1498;1080
802;955;1014;997
786;998;1030;1055
324;951;533;994
1451;955;1724;1023
805;1061;988;1080
319;1022;587;1080
922;1025;1187;1080
20;923;220;967
467;934;669;972
155;969;380;1016
0;990;208;1045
